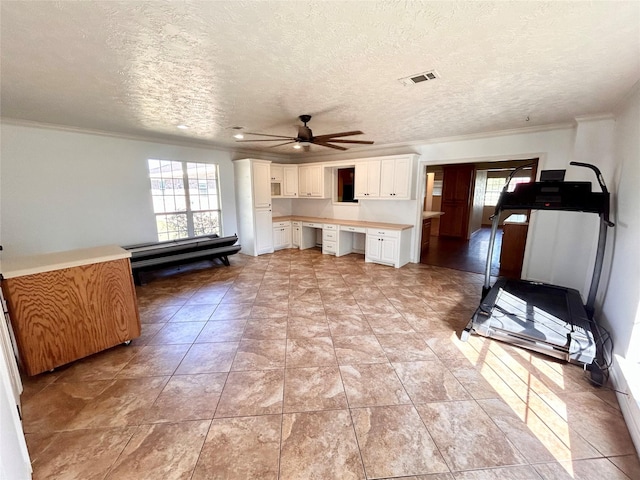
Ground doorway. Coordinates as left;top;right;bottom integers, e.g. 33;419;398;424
419;158;538;276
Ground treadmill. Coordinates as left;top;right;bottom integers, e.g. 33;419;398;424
461;162;614;385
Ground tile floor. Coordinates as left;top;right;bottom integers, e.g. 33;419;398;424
20;249;640;480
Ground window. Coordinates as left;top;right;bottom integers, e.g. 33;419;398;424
147;159;222;241
484;175;530;206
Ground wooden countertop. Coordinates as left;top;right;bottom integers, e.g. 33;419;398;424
1;245;132;279
422;211;444;219
272;215;413;231
504;214;528;225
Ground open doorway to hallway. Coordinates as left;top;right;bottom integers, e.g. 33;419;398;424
419;158;539;277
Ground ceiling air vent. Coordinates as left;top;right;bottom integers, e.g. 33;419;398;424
398;70;440;87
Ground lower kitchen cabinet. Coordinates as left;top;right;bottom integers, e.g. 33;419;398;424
273;221;292;250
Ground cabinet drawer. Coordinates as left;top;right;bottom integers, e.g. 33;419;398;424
302;222;323;228
366;228;400;238
341;225;366;234
323;241;336;254
323;224;338;231
323;231;337;241
273;221;290;228
291;221;301;227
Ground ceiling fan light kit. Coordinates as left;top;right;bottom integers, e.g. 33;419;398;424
236;115;374;151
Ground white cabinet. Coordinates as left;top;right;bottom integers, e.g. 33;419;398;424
273;221;292;250
270;164;284;183
365;227;413;268
233;158;274;256
299;164;326;197
253;161;273;208
292;221;301;247
354;160;381;198
283;165;299;197
380;156;413;199
322;224;338;255
271;164;298;198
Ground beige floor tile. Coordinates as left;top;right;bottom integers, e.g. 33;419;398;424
116;344;190;378
68;377;169;429
324;298;364;316
376;333;437;362
192;415;281;480
351;405;449;478
210;302;253;320
147;321;206;345
357;299;399;315
286;336;338;368
220;286;259;303
340;363;411;407
365;313;416;334
215;370;284;417
533;457;633;480
415;400;526;472
452;465;542;479
477;397;600;462
541;391;636;456
242;317;288;339
287;316;331;338
231;338;286;370
54;345;140;382
22;380;114;433
175;342;239;374
333;335;388;365
608;454;640;479
105;421;210;480
138;304;182;323
327;314;374;336
289;287;322;303
195;319;246;342
251;302;290;318
280;410;365;480
170;304;217;322
288;301;326;316
23;432;57;464
393;361;470;403
284;366;347;412
142;373;227;423
130;322;165;346
31;427;136;480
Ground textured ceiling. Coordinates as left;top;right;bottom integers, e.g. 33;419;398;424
1;1;639;156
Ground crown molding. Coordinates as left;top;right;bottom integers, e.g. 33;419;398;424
574;113;615;123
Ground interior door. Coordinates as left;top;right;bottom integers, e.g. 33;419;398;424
439;164;475;238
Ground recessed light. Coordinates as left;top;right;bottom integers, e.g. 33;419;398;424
231;126;244;139
177;124;189;130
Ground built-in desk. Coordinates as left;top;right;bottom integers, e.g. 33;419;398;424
272;216;413;268
1;245;141;375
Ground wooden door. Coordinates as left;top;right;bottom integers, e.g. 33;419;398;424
439;164;475;238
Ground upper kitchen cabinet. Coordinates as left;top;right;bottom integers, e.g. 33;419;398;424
299;164;328;198
379;155;415;199
354;160;381;198
252;161;272;209
270;164;284;183
283;165;299;197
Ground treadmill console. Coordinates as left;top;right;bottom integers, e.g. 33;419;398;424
499;181;607;214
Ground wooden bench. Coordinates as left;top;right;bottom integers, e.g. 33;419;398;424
123;234;241;285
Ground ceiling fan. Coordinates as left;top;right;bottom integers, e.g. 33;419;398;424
236;114;374;152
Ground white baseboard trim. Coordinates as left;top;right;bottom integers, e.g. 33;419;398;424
610;355;640;456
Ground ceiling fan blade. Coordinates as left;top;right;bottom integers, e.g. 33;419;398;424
243;132;295;139
236;138;296;142
268;141;296;148
312;141;348;151
313;130;364;140
325;139;374;145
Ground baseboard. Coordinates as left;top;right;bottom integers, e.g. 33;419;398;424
611;355;640;455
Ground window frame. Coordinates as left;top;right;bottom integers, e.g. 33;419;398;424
147;159;222;241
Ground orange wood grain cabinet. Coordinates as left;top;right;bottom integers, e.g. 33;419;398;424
1;248;140;376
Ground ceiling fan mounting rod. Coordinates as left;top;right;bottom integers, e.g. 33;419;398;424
299;114;312;125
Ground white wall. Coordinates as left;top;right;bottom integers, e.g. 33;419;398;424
0;123;239;257
600;84;640;358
